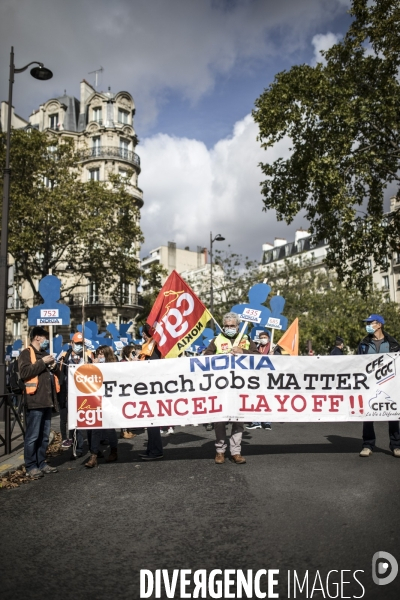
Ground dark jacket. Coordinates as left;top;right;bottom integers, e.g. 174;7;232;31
330;346;343;355
357;332;400;355
204;333;259;355
18;345;59;410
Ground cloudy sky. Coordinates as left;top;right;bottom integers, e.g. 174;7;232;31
0;0;354;261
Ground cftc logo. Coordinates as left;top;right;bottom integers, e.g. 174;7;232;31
372;551;398;586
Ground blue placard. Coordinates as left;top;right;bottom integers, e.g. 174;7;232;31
28;275;70;326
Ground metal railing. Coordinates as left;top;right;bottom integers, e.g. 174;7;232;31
68;293;142;307
0;393;25;456
80;146;140;167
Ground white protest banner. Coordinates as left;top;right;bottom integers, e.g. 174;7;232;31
68;353;400;430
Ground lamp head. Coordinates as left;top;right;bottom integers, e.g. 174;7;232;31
215;234;225;242
30;65;53;81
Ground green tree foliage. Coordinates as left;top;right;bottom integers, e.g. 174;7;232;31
0;129;143;304
253;0;400;291
138;262;169;325
264;261;400;354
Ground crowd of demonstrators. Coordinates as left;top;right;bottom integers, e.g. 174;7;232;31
15;310;400;480
204;312;259;465
18;327;60;480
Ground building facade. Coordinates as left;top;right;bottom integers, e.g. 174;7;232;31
3;80;144;343
260;199;400;304
141;242;207;293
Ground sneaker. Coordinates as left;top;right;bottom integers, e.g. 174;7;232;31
41;465;58;474
141;454;163;461
205;423;214;431
246;423;261;430
263;423;272;430
61;439;72;449
359;448;373;457
167;427;174;435
26;468;44;479
393;448;400;458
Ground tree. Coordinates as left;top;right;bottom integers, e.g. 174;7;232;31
138;262;169;325
253;0;400;291
0;129;143;305
264;261;400;354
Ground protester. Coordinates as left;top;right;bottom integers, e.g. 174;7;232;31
18;327;60;479
137;323;164;461
205;312;259;464
58;332;92;455
357;314;400;458
247;330;272;431
330;336;344;355
85;345;119;468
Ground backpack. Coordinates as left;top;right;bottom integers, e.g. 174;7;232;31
7;358;25;394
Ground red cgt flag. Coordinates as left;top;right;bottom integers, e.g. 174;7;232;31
147;270;212;358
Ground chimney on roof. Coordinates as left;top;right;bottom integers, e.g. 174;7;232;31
294;229;310;243
274;238;287;247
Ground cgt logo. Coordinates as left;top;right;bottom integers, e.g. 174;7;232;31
74;364;103;394
372;551;398;586
76;395;102;427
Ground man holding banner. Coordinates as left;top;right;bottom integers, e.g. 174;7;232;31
205;312;259;465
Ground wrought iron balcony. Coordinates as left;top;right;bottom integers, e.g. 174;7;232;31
79;146;140;167
68;293;143;308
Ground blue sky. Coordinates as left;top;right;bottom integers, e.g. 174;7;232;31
0;0;355;260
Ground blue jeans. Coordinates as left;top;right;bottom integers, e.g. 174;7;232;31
24;407;52;472
362;421;400;450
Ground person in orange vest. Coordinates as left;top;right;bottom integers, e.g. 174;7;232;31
18;326;60;479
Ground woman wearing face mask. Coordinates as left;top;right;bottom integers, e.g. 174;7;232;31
357;313;400;458
86;345;119;468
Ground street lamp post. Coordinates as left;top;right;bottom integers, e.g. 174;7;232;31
209;231;225;315
0;46;52;397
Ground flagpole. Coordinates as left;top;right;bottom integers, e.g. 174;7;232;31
82;296;86;363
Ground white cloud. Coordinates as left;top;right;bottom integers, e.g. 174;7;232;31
0;0;352;127
311;32;342;66
139;114;306;260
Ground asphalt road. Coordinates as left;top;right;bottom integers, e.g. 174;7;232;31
0;422;399;600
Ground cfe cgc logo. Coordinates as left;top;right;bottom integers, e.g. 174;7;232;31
76;395;102;427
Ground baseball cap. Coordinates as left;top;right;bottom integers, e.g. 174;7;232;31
72;332;84;343
363;314;385;325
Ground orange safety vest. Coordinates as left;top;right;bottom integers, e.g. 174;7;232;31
25;346;60;395
138;338;156;360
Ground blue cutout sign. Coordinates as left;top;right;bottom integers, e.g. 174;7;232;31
230;283;288;331
28;275;70;326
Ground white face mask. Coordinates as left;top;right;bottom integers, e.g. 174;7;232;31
98;356;105;363
224;327;237;338
259;338;269;345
